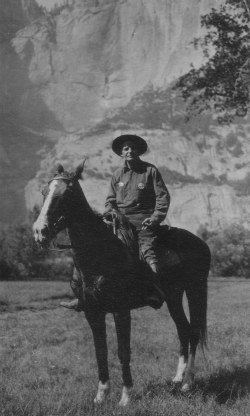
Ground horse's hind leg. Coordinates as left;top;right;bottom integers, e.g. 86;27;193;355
85;309;110;404
180;291;199;392
165;286;190;384
181;279;207;392
113;310;133;406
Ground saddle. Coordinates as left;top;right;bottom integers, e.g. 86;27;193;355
69;213;181;312
85;212;180;311
103;211;180;270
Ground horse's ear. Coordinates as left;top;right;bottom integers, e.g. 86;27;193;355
55;164;64;174
74;159;87;180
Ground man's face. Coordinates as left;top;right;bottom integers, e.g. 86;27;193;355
120;141;140;162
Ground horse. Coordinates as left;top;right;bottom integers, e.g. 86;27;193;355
33;162;211;406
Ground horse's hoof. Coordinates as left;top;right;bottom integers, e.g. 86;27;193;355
119;386;132;407
181;382;191;393
93;381;110;404
181;372;194;393
172;375;183;384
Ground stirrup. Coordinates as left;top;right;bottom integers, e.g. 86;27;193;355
153;283;165;302
60;299;83;312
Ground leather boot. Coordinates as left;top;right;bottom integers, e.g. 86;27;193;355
60;298;83;312
146;261;165;309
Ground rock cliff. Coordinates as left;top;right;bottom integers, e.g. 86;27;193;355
1;0;249;234
10;0;219;131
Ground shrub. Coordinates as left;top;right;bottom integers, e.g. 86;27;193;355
0;222;73;280
204;224;250;278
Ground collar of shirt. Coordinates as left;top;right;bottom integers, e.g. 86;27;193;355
122;158;145;173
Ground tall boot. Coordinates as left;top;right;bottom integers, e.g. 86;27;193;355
60;286;85;311
145;261;165;310
60;268;85;312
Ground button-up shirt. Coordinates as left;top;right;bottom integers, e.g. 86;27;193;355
105;159;170;226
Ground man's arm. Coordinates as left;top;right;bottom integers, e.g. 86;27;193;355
150;167;170;224
104;176;118;213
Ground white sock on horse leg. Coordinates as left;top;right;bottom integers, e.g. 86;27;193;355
172;355;187;383
93;380;110;404
119;386;132;406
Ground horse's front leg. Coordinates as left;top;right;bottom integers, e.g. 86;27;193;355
85;308;110;404
113;309;133;407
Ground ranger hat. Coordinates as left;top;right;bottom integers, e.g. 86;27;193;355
112;134;148;156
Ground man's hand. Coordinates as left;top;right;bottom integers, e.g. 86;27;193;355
103;209;120;222
141;218;158;230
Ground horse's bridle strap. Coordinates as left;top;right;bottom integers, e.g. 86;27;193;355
49;239;72;251
48;215;72;251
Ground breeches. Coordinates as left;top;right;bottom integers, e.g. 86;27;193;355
124;214;159;265
138;228;158;264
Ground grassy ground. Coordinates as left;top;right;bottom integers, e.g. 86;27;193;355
0;279;249;415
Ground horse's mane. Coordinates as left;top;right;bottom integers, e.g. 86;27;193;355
92;209;137;254
73;177;136;248
113;212;138;254
47;172;135;252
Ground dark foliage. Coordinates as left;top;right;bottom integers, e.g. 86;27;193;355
0;221;73;280
198;224;250;277
175;0;250;123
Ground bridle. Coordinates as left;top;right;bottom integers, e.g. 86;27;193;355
48;215;72;251
41;177;74;251
35;162;92;250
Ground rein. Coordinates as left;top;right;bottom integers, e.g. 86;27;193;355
48;213;118;252
48;239;72;251
48;215;72;251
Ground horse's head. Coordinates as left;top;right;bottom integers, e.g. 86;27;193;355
33;161;86;246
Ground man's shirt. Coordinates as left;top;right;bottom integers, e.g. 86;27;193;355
105;159;170;225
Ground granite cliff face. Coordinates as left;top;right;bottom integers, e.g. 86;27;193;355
1;0;249;233
10;0;218;131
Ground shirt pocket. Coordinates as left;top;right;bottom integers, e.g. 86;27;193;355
115;180;125;201
131;180;147;201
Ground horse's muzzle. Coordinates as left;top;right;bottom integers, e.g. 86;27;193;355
33;222;50;246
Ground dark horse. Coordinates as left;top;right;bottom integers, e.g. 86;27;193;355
33;162;210;406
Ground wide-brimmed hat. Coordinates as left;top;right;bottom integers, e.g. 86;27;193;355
112;134;148;156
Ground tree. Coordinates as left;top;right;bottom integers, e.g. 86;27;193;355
206;224;250;277
0;222;45;279
175;0;250;123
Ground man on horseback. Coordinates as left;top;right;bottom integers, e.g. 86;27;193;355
61;134;170;310
104;134;170;309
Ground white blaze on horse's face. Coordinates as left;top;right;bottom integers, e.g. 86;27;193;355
33;179;68;244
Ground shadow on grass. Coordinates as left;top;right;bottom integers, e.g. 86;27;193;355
136;366;250;405
135;378;176;401
0;294;73;313
0;298;10;312
197;366;250;404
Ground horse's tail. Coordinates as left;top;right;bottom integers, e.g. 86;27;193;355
197;277;208;349
186;242;210;350
186;274;208;351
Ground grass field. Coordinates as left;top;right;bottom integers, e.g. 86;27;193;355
0;279;249;416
